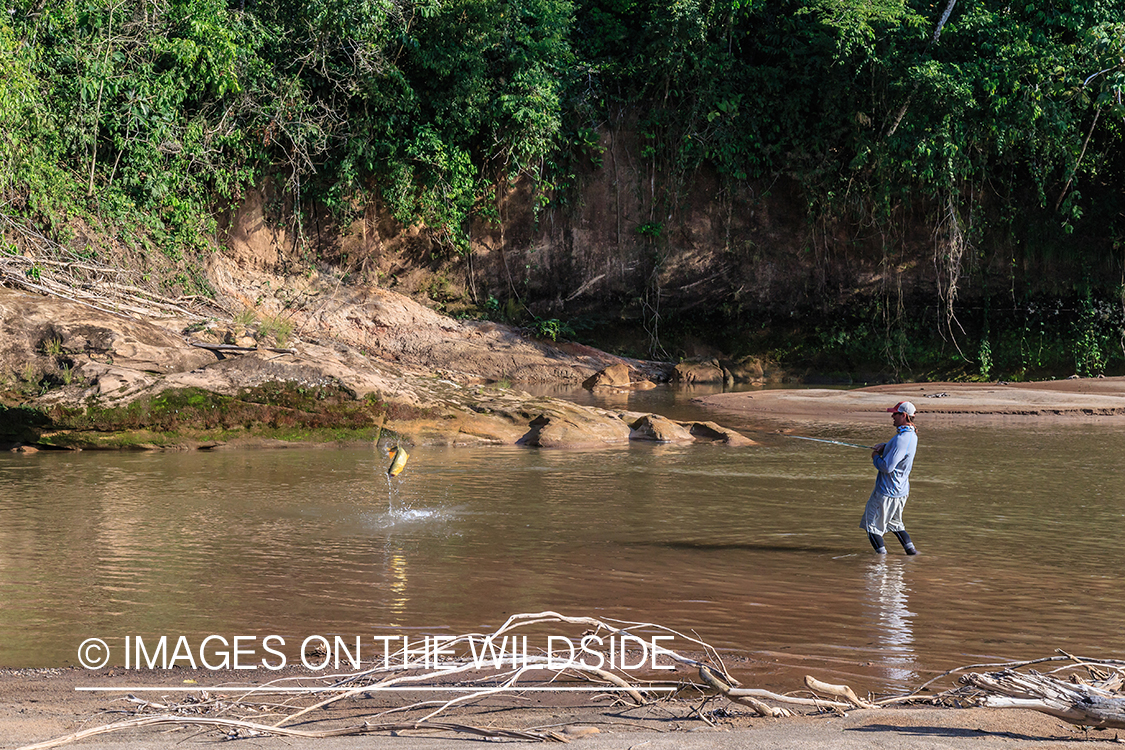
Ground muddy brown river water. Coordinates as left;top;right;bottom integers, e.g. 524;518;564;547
1;386;1122;695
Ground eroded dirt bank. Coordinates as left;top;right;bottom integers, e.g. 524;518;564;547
0;285;759;450
4;276;1125;451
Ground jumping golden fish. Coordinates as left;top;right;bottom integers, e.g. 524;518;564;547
386;446;410;476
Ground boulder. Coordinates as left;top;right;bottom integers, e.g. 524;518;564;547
1;288;755;452
583;363;632;389
208;252;672;385
726;356;766;383
388;408;529;447
672;360;725;384
629;415;694;443
681;421;758;446
581;363;659;390
76;361;158;400
516;402;632;448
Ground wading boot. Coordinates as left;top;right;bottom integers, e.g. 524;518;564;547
867;532;887;555
893;530;918;555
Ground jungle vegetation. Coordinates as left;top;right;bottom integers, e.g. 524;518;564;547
1;0;1123;377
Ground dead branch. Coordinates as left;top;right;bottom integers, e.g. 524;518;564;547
30;615;1125;750
273;611;702;728
804;675;878;709
14;714;564;750
698;665;793;718
880;654;1078;704
0;212;229;321
962;670;1125;728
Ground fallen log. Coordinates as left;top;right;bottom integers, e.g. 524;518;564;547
963;670;1125;728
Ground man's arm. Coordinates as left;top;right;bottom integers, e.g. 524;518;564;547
873;435;907;472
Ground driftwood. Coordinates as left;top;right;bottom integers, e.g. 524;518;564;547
15;611;885;749
698;664;794;718
18;612;778;750
270;611;687;730
1;256;226;320
804;675;879;709
15;715;565;750
698;665;880;715
962;669;1125;728
22;610;1121;749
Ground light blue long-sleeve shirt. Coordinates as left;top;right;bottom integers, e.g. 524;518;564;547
872;425;917;497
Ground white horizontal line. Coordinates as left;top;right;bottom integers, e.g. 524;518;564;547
77;686;677;693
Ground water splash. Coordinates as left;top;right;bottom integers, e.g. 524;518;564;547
385;471;399;514
375;454;446;526
391;508;442;522
367;504;445;530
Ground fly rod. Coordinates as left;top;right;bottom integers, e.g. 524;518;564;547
786;435;875;450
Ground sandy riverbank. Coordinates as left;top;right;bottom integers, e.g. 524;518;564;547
1;667;1116;750
693;377;1125;425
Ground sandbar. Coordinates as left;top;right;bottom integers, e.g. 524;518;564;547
693;377;1125;425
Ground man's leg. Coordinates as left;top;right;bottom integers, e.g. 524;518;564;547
868;532;887;554
885;496;917;555
861;490;890;554
892;530;918;555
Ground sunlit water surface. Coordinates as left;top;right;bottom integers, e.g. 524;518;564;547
1;386;1123;694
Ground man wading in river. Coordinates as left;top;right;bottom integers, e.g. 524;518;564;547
861;401;919;555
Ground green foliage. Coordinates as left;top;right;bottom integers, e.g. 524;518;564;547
40;338;63;357
532;317;575;341
1071;290;1119;377
2;0;572;261
719;286;1125;382
233;308;257;327
258;315;293;346
978;337;993;380
2;0;1125;383
569;0;1124;264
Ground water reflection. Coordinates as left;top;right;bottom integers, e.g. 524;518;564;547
385;547;410;621
864;558;916;684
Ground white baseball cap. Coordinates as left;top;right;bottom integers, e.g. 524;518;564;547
887;401;916;416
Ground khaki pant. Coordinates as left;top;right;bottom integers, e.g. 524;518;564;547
860;490;908;536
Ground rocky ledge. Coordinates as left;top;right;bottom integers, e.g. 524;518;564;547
0;288;754;451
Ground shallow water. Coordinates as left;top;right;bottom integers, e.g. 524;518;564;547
1;387;1123;694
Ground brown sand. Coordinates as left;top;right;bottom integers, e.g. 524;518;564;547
1;666;1117;750
694;377;1125;425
